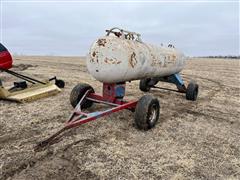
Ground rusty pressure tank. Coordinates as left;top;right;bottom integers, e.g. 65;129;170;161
87;27;186;83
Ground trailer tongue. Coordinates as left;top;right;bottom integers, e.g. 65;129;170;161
35;82;138;151
0;43;65;102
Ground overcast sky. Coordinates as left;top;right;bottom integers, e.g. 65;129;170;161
1;1;239;56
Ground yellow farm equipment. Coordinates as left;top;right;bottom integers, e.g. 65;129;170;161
0;43;64;103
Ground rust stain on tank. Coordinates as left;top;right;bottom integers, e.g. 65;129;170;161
172;54;177;62
104;57;121;64
150;53;158;66
90;51;99;63
165;55;175;65
97;39;107;47
129;52;137;68
89;52;94;63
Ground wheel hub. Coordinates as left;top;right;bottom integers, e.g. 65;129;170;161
149;104;157;124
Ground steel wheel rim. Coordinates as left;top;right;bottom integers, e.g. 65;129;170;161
149;104;157;124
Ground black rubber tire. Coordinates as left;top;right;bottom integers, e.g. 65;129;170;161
186;81;199;101
55;79;65;88
134;95;160;130
70;83;94;108
139;78;151;92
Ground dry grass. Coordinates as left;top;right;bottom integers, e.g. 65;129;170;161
0;56;239;179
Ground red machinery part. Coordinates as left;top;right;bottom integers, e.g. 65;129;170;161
0;43;13;70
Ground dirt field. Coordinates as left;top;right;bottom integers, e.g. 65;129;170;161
0;56;239;179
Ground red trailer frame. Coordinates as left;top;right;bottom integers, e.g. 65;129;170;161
35;82;138;150
35;74;198;151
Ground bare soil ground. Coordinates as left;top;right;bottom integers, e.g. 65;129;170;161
0;56;239;180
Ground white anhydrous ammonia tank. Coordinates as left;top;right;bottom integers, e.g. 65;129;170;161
87;29;186;83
